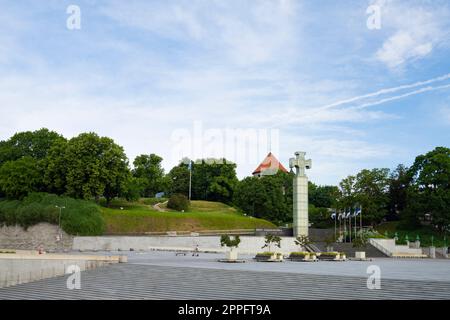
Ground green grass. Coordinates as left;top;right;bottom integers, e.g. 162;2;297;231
101;200;276;234
376;221;449;247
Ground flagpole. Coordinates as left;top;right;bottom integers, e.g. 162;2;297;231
349;208;352;243
188;160;192;201
334;209;337;240
360;205;363;239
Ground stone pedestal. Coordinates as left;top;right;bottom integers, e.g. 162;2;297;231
293;175;308;238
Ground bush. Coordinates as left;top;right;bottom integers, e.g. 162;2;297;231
167;193;190;212
220;235;241;248
0;192;105;235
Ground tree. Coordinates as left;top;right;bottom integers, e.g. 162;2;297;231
262;234;281;252
233;171;292;224
404;147;450;233
387;164;410;221
63;133;129;203
0;157;44;199
0;128;64;165
338;168;390;226
190;158;238;203
309;182;339;208
167;163;190;196
132;154;165;197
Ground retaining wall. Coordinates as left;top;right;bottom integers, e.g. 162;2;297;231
0;223;73;251
73;236;300;254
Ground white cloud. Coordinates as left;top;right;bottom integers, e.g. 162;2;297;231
374;0;450;69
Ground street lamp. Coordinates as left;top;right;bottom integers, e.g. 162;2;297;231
55;205;65;241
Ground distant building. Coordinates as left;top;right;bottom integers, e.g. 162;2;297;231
252;152;288;177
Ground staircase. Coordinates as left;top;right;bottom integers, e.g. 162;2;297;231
313;242;388;258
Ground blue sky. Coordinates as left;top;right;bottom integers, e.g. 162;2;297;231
1;0;450;185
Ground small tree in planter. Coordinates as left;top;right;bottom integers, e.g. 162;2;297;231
352;234;368;260
294;235;311;251
220;235;241;261
256;234;282;261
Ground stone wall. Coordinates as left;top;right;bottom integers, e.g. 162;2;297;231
0;223;73;251
73;235;300;254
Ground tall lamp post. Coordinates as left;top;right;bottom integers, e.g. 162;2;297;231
55;205;65;241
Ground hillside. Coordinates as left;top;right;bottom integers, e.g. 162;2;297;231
101;199;276;234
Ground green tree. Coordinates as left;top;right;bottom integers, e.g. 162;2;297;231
338;168;390;226
387;164;410;220
309;182;339;208
190;158;238;203
167;163;190;196
63;133;130;203
233;171;292;225
132;154;165;197
404;147;450;232
0;157;44;199
0;128;64;165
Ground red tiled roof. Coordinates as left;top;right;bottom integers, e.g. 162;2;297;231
252;152;288;175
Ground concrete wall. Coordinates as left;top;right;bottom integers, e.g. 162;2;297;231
0;223;73;251
74;236;300;254
0;255;115;288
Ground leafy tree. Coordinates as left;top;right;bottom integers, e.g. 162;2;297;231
233;171;292;224
309;182;339;208
132;154;165;197
190;158;238;203
0;157;44;199
220;235;241;248
0;128;64;165
387;164;410;220
338;168;390;226
262;234;281;252
63;133;129;203
167;163;190;196
404;147;450;233
294;235;311;251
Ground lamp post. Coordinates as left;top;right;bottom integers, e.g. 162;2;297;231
55;205;65;241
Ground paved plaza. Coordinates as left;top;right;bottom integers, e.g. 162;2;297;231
1;251;450;299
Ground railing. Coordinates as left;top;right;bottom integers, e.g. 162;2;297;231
369;238;393;257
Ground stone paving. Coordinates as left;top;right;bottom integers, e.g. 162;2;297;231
1;251;449;299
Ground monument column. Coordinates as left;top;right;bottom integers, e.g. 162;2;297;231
289;151;312;238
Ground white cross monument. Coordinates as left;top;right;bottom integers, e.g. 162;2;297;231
289;151;312;238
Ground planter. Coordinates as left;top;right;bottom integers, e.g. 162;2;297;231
355;251;366;260
318;252;340;261
226;249;238;261
289;252;318;262
255;252;283;262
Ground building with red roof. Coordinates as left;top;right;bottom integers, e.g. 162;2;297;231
252;152;288;177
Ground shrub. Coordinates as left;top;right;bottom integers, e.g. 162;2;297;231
289;252;310;257
220;235;241;248
0;192;105;235
167;193;190;212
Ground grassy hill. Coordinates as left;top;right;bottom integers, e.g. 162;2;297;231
101;199;276;234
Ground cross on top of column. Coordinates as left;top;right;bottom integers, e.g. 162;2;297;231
289;151;312;177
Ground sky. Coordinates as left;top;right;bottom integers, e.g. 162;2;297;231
0;0;450;185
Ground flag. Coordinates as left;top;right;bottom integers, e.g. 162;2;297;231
345;209;351;218
338;212;343;220
354;206;361;217
331;212;336;220
188;160;192;171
